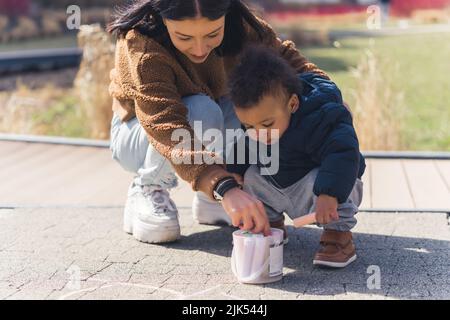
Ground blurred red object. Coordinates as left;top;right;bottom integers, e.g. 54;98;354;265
265;0;450;19
0;0;30;16
391;0;450;16
267;4;366;19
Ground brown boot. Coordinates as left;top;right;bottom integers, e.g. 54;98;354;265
313;230;356;268
270;216;289;244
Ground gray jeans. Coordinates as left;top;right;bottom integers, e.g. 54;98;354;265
243;165;364;231
109;94;241;189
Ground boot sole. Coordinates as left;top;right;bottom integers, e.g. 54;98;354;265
124;207;180;244
192;193;232;226
313;254;357;268
123;206;134;234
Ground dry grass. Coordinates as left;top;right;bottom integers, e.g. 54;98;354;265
0;24;115;139
0;15;8;34
81;7;113;26
268;12;369;32
73;24;115;139
286;28;331;47
41;12;64;37
411;7;450;24
0;8;113;44
350;48;405;151
0;83;89;137
2;16;40;42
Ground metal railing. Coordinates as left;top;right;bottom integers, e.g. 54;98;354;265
0;48;82;75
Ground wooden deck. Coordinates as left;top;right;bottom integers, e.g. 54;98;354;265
0;140;449;211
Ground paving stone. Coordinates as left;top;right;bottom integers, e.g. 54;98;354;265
1;208;449;299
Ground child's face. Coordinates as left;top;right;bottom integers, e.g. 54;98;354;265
235;90;300;144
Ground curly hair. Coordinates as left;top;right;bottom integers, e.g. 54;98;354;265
228;45;303;108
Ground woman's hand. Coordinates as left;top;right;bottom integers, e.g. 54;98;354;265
315;194;339;225
221;187;272;236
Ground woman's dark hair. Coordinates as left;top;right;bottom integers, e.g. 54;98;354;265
107;0;265;56
229;45;303;109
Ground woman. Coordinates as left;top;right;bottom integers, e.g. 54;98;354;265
107;0;329;244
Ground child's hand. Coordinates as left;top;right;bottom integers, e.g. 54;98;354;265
315;194;339;225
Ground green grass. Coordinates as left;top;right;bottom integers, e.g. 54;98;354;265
2;33;449;150
302;33;450;151
31;95;91;138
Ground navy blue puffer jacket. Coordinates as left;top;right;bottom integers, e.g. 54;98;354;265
227;72;366;204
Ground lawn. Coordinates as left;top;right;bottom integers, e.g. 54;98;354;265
1;32;449;151
301;33;450;151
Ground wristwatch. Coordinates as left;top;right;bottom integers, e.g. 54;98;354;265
212;176;242;202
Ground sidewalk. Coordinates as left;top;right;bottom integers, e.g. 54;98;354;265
0;139;449;300
1;207;449;300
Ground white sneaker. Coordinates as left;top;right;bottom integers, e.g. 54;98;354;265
192;191;232;226
124;182;180;243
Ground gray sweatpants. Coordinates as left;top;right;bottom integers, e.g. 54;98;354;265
243;165;364;231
